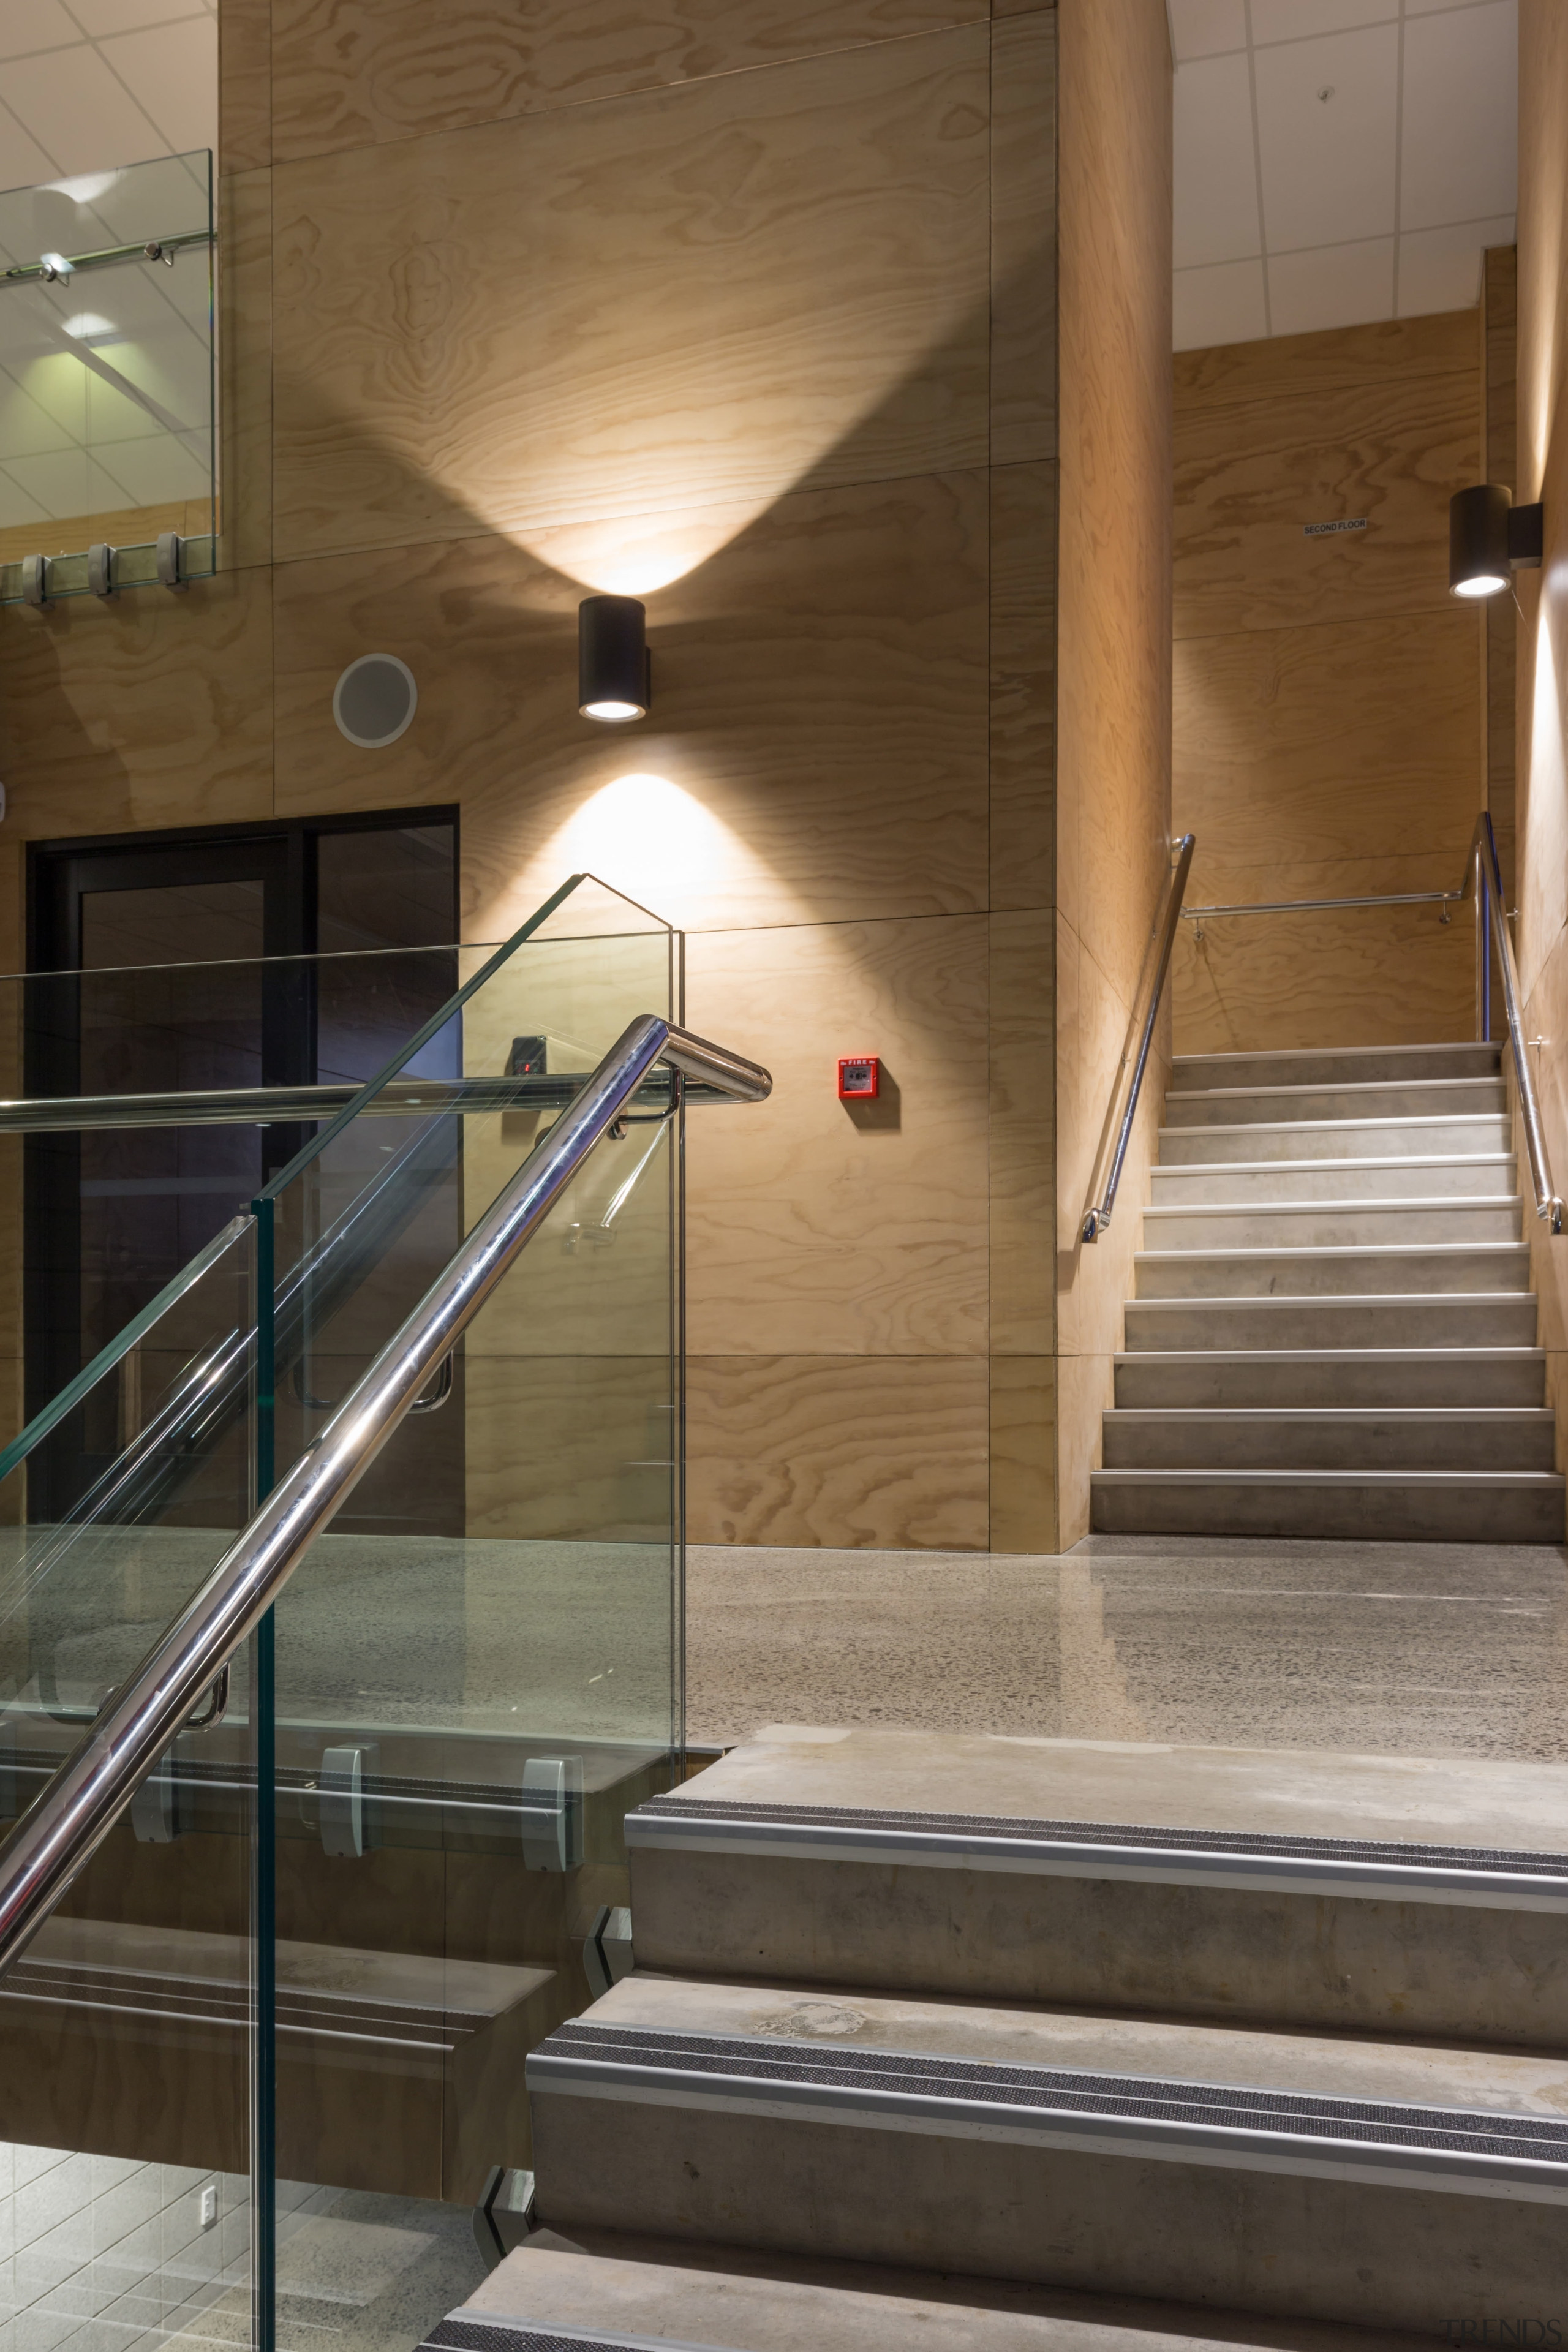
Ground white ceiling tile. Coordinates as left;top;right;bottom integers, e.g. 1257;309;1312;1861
1254;24;1401;252
1268;236;1394;334
0;0;81;58
99;18;216;155
1169;0;1246;63
1;44;165;175
0;100;64;188
1174;50;1261;267
64;0;208;34
1400;1;1517;233
1397;213;1516;318
1174;257;1269;350
1251;0;1395;43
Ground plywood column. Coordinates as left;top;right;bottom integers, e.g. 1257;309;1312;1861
1051;0;1174;1548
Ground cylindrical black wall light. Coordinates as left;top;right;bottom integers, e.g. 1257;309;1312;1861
1449;483;1545;598
578;594;650;722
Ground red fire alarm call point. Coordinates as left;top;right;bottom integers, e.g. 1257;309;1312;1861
838;1055;880;1100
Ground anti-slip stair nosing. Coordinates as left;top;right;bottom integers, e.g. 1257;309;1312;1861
1091;1466;1563;1485
1134;1243;1530;1263
1126;1292;1534;1310
526;2022;1568;2203
1143;1197;1524;1216
431;2319;719;2352
625;1795;1568;1910
1102;1405;1553;1422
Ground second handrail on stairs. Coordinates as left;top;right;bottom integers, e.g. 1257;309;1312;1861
1082;835;1197;1245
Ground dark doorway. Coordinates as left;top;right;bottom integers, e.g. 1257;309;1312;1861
24;812;459;1520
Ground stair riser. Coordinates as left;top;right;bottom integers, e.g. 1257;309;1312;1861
1159;1118;1511;1164
1125;1300;1539;1349
1164;1083;1506;1128
1143;1205;1522;1249
629;1847;1568;2051
1091;1477;1566;1542
1101;1415;1557;1471
1151;1160;1518;1204
1134;1250;1531;1298
1170;1046;1503;1090
530;2088;1565;2332
1114;1353;1548;1406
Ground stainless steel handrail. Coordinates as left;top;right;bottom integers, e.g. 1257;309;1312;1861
1471;811;1561;1233
0;1014;771;1978
1184;888;1463;922
1082;835;1196;1244
0;1071;745;1134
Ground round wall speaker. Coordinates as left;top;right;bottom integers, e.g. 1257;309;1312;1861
333;653;418;748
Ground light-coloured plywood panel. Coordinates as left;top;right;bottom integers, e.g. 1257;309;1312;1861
271;470;989;935
989;1352;1054;1552
1056;0;1172;1001
1174;611;1483;876
1054;908;1164;1361
271;1;988;162
221;0;273;171
466;1354;676;1541
1172;902;1474;1056
990;9;1055;466
685;914;990;1357
0;568;273;839
687;1352;989;1547
1175;310;1480;411
219;168;272;572
271;29;990;562
990;459;1055;911
1174;364;1479;640
989;908;1054;1354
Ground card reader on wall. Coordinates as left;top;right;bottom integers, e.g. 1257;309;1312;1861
520;1755;584;1871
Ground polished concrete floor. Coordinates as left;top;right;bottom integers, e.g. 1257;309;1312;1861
685;1535;1568;1762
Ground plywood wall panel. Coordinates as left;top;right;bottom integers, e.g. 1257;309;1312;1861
990;9;1055;467
990;459;1055;910
271;28;991;562
989;1352;1054;1553
270;0;989;163
1175;309;1479;409
1175;611;1483;876
1174;358;1479;641
271;469;989;936
219;168;273;573
0;571;274;840
1053;0;1171;1542
221;0;273;170
1172;906;1474;1058
989;907;1054;1355
687;1351;989;1548
684;915;990;1358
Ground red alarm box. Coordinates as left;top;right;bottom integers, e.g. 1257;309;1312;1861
837;1055;880;1100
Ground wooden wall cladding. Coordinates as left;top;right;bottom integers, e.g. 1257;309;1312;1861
1517;1;1568;1463
271;28;991;563
1172;307;1490;1058
685;914;990;1359
270;469;989;938
687;1351;989;1548
1053;0;1172;1544
0;571;274;840
270;0;990;164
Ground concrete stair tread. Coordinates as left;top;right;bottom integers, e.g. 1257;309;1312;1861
1169;1080;1502;1104
1116;1346;1545;1360
628;1725;1568;1895
1153;1156;1516;1176
459;2235;1424;2351
1135;1242;1528;1261
1170;1044;1501;1087
527;1974;1568;2195
1104;1404;1553;1420
1093;1466;1564;1485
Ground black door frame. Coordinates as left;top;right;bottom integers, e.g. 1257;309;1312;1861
23;807;459;1464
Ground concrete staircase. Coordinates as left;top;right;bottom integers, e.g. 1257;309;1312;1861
1091;1040;1566;1540
449;1724;1568;2345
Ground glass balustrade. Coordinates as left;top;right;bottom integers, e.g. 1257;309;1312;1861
0;873;688;2352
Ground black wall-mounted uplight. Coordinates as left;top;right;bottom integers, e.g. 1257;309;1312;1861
1449;483;1544;598
578;594;650;722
